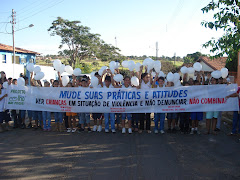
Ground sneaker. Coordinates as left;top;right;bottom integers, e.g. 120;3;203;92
88;127;91;133
78;128;84;133
154;129;158;134
122;128;126;134
190;129;194;135
48;128;51;132
112;129;116;133
147;130;152;134
43;128;47;131
21;123;26;129
197;130;201;135
93;125;97;132
97;125;102;132
167;128;171;133
27;123;32;129
105;129;109;133
160;130;165;134
128;128;132;134
72;128;77;133
67;128;72;133
214;128;220;132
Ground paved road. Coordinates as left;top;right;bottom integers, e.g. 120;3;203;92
0;122;239;180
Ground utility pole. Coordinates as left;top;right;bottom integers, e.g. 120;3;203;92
11;9;16;64
174;52;176;65
156;42;158;60
115;36;117;48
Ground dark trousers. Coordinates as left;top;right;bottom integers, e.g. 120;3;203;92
180;113;190;132
11;110;21;126
139;113;151;130
132;113;140;129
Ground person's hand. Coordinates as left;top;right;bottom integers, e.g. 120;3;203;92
4;94;8;98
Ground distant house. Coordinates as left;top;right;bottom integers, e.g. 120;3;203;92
197;56;227;72
0;43;40;79
0;43;40;65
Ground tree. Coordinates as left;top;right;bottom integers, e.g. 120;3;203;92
48;17;122;68
201;0;240;71
183;56;194;64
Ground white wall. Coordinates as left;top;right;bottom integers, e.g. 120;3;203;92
0;63;24;79
34;65;58;83
200;61;214;72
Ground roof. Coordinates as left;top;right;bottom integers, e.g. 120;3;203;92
0;43;40;55
197;56;227;70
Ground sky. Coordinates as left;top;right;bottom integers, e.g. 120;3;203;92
0;0;224;58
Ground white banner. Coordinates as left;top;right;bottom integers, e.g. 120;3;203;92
5;84;239;113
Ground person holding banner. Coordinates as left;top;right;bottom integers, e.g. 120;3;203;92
52;72;64;132
139;66;153;134
102;70;116;133
78;78;92;133
0;83;11;132
152;75;166;134
166;81;177;133
226;87;240;136
205;78;219;135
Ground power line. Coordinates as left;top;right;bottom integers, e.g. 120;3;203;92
17;0;54;16
18;0;64;23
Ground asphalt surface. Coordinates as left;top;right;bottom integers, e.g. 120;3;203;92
0;120;240;180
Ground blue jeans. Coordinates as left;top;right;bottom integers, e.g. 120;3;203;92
232;111;240;134
54;112;63;123
104;113;115;130
122;113;132;121
79;113;90;124
154;113;165;131
34;111;43;126
42;111;51;129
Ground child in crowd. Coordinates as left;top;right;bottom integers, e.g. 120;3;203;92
0;83;11;132
92;72;103;132
190;80;203;135
179;81;191;134
152;75;166;134
52;73;64;132
78;77;92;132
66;82;77;133
166;81;177;133
102;70;116;133
138;66;153;133
114;75;133;134
41;81;52;131
205;78;219;135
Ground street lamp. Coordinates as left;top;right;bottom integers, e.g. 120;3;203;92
12;23;34;64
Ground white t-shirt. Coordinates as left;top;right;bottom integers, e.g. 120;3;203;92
102;84;114;89
156;85;165;89
122;84;131;89
0;89;6;112
141;81;151;89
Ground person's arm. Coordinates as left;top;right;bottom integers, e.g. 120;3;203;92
109;70;116;87
226;92;238;99
37;80;42;87
30;72;35;86
58;72;63;87
152;72;158;88
201;71;205;85
183;73;188;82
149;69;153;85
0;94;7;101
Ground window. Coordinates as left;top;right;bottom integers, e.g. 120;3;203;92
29;58;34;63
1;54;6;63
21;58;26;64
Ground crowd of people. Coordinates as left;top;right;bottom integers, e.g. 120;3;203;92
0;66;239;136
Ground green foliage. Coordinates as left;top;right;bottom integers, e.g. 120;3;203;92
201;0;240;71
92;61;99;66
75;63;93;74
48;17;123;69
183;56;194;64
